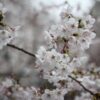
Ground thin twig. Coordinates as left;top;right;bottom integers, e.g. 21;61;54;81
68;75;95;96
7;44;36;59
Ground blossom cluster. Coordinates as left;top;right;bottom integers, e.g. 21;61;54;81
35;2;99;100
0;3;19;50
0;77;67;100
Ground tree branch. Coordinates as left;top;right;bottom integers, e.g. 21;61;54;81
68;75;95;96
7;44;99;99
7;44;36;59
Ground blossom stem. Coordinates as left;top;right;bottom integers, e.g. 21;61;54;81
7;44;36;59
68;75;95;96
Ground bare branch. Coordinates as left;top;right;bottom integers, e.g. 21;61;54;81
68;75;95;96
7;44;36;59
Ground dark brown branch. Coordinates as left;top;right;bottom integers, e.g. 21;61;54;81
68;75;95;96
7;44;36;59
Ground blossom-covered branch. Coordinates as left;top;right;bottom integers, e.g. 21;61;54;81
0;0;99;100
